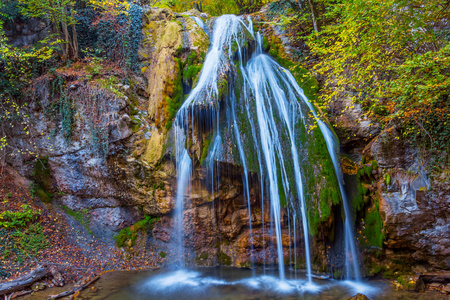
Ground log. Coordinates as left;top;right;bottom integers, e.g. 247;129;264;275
0;265;49;296
47;275;99;299
49;266;64;287
10;289;33;299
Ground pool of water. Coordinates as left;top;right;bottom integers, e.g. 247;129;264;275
78;267;387;300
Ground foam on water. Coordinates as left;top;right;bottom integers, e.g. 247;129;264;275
141;270;324;296
342;280;379;297
141;270;228;294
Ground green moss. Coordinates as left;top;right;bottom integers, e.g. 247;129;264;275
200;133;213;165
361;200;385;248
184;64;203;81
115;216;159;248
353;160;377;214
131;117;141;133
218;252;231;265
129;103;139;116
217;75;228;100
397;275;416;290
276;159;287;207
262;35;270;51
303;124;341;236
385;174;391;186
294;257;305;269
165;57;184;130
34;185;53;203
62;206;92;235
333;269;343;279
231;40;239;54
183;51;203;83
160;251;167;258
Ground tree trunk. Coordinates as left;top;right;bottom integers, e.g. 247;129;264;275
71;22;78;60
194;1;203;12
0;265;49;296
51;13;67;60
307;0;319;32
61;20;71;60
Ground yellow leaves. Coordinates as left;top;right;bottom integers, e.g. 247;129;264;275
89;0;130;14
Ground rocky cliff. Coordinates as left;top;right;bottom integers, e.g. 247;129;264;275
3;5;449;278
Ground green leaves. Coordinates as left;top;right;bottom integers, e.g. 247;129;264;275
305;0;450;168
0;205;41;229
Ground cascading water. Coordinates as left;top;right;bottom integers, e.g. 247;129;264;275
318;122;361;280
172;13;361;284
243;38;313;282
191;16;208;36
284;74;362;281
172;149;192;268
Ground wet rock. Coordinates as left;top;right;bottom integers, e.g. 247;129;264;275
428;282;442;291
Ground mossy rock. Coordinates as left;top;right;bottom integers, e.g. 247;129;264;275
35;185;53;203
218;252;232;266
396;275;418;291
33;157;53;192
115;216;159;248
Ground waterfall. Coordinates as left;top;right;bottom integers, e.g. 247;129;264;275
317;122;361;280
191;16;208;36
173;149;192;268
172;14;360;282
284;74;362;281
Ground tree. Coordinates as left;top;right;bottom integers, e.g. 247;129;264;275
18;0;78;60
234;0;267;13
307;0;450;167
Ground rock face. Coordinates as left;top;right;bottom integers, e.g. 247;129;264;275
3;17;52;47
330;94;381;154
4;7;298;268
363;127;450;269
152;167;301;267
4;5;449;275
4;7;208;243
